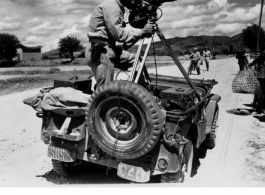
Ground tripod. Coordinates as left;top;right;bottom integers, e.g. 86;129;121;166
128;25;201;99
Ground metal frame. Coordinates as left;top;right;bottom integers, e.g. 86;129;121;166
129;26;201;99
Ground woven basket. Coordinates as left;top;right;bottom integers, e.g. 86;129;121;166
232;70;260;94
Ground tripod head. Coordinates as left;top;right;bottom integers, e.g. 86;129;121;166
128;0;177;28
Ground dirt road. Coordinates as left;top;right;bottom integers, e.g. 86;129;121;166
0;58;265;187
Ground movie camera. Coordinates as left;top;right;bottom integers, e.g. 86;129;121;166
128;0;177;28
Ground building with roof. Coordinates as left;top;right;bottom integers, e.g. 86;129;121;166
17;44;42;61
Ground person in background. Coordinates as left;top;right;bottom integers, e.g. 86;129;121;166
236;49;249;71
85;0;155;89
188;47;201;75
247;46;265;113
203;47;211;71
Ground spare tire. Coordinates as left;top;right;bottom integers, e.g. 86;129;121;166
85;80;164;159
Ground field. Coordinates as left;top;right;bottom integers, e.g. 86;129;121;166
0;68;92;95
0;55;232;95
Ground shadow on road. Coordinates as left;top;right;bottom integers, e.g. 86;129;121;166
35;157;204;185
226;108;255;116
253;115;265;122
36;163;161;185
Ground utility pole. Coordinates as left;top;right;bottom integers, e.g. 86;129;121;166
257;0;264;52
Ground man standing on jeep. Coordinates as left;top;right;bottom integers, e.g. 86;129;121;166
85;0;155;88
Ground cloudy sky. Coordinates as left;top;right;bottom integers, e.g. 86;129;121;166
0;0;264;53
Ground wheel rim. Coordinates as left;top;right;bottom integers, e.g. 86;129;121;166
94;96;146;150
105;107;138;141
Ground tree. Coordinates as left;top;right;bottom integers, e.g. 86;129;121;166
0;33;20;64
58;35;82;61
222;48;229;55
242;24;265;52
229;45;234;55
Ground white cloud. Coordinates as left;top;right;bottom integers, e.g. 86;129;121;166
0;21;21;31
218;4;260;24
213;0;227;7
177;0;209;6
80;14;91;28
212;23;246;36
41;38;60;53
23;36;43;45
29;22;67;35
59;25;80;38
27;18;41;25
157;0;263;38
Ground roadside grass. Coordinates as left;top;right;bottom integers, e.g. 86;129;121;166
15;58;87;67
0;69;92;95
0;67;91;76
0;55;230;95
0;67;61;75
0;60;186;96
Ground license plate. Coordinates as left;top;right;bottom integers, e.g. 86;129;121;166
48;145;75;162
117;162;150;183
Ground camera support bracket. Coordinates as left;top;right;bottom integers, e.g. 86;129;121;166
129;26;201;100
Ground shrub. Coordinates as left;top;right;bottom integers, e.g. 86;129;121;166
49;67;61;74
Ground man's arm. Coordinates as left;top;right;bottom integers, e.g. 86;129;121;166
103;4;143;43
247;58;257;67
197;52;201;60
245;56;249;64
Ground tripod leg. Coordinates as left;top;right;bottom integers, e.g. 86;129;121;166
129;39;145;82
134;38;152;83
155;27;200;99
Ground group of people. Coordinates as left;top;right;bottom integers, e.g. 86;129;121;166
236;48;265;113
188;47;212;75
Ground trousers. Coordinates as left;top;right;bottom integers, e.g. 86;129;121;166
85;39;150;89
257;78;265;109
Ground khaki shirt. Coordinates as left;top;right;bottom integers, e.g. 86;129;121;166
190;51;200;60
87;0;143;44
203;50;211;58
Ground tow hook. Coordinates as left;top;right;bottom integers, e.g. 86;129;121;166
163;133;189;148
179;136;189;145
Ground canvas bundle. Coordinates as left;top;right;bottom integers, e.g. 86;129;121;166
232;70;260;94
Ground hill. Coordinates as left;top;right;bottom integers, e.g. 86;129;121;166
42;49;60;59
43;33;244;58
129;33;244;56
42;47;86;59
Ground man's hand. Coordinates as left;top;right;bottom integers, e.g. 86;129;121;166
246;64;251;69
141;22;156;38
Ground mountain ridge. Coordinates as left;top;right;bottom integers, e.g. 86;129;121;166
43;33;244;57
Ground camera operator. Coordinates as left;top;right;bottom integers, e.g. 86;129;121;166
85;0;156;89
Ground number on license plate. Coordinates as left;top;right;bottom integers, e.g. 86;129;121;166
117;162;150;183
48;146;74;162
